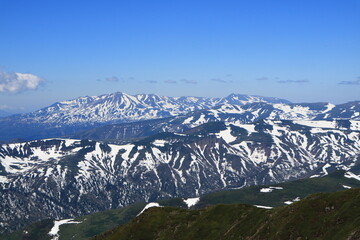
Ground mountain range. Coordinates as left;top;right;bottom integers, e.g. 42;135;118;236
0;91;360;235
0;92;359;141
0;92;288;141
71;102;360;144
1;119;359;233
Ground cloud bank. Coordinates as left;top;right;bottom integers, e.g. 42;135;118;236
164;80;177;84
0;71;44;93
105;76;120;82
180;79;198;84
277;79;309;84
146;80;157;83
97;76;123;82
256;77;269;81
338;78;360;85
211;78;227;83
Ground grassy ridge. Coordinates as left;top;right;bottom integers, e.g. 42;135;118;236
197;170;360;207
0;203;146;240
93;189;360;240
1;170;360;240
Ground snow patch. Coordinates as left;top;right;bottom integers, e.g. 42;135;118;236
0;176;8;183
260;186;283;193
137;202;161;216
343;185;352;189
182;116;194;125
322;163;331;175
48;219;81;240
254;205;273;209
183;197;200;208
344;172;360;181
284;197;300;205
192;114;207;127
350;121;360;131
208;109;219;119
239;124;256;134
153;139;166;147
217;127;237;143
119;144;134;160
324;103;336;112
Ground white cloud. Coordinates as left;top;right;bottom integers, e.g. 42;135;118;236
0;71;44;93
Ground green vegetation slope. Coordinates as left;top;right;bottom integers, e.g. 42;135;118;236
93;188;360;240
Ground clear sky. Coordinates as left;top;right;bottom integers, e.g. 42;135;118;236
0;0;359;112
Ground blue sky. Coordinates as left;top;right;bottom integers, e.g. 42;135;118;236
0;0;359;112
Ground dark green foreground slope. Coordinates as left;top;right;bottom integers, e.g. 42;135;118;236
94;188;360;240
2;170;360;240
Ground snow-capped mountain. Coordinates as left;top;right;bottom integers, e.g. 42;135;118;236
2;92;289;125
315;101;360;120
1;120;359;233
0;91;359;142
71;102;353;143
0;92;290;141
175;102;338;127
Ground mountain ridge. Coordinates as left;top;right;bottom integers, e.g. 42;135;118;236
0;92;293;141
0;91;359;142
3;170;360;240
92;188;360;240
1;119;359;233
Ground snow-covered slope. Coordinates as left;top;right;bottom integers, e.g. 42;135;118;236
1;120;359;233
72;101;359;143
0;92;290;141
177;102;336;128
2;92;289;125
315;101;360;120
0;91;358;142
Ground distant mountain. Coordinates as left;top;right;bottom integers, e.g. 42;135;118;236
0;110;12;118
0;91;359;142
315;101;360;120
71;102;358;143
0;119;359;233
0;92;290;141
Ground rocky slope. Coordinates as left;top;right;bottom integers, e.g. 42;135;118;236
0;120;359;233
